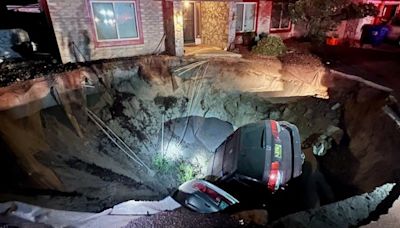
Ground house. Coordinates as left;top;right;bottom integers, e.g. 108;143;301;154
3;0;300;64
163;0;297;56
44;0;303;63
3;0;398;64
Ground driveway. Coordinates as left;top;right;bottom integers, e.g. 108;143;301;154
313;45;400;100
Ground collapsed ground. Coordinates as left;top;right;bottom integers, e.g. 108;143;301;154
0;48;400;225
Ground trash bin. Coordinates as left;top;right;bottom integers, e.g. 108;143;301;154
361;24;389;46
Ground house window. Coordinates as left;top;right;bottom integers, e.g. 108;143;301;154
236;3;257;32
271;1;291;31
90;1;139;41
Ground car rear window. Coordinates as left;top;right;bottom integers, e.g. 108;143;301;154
240;124;265;149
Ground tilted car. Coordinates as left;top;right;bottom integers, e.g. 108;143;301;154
208;120;304;192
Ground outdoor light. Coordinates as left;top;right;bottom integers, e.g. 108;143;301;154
174;11;184;30
94;17;100;23
99;9;106;15
184;1;190;8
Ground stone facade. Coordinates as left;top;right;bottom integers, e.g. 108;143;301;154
46;0;165;63
200;2;231;49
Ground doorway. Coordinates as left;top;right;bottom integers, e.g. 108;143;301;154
183;2;201;44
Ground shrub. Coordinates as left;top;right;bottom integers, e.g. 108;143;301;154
153;153;171;172
252;36;286;56
178;162;197;183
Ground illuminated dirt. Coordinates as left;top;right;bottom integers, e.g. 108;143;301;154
0;55;399;225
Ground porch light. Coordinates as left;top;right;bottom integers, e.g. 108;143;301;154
184;1;190;8
175;12;184;30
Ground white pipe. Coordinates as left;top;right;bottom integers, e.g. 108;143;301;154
161;113;165;156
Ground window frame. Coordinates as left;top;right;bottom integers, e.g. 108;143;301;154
87;0;144;48
270;1;292;33
235;2;258;33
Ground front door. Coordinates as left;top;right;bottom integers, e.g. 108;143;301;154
183;2;195;43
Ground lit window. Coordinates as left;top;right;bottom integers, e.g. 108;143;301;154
271;1;291;31
90;1;139;41
236;3;257;33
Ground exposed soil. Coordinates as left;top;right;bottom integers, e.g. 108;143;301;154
0;51;399;227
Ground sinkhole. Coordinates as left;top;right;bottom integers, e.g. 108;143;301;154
0;57;399;224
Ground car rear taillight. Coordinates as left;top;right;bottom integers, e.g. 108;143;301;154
271;120;280;141
267;161;281;191
193;182;230;205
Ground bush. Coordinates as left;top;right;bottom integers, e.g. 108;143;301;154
153;153;171;172
251;36;286;56
178;162;197;183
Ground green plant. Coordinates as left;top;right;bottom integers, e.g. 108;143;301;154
289;0;379;42
178;162;197;183
153;153;171;172
251;36;286;56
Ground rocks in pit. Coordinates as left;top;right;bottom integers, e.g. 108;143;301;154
326;125;344;144
312;125;344;157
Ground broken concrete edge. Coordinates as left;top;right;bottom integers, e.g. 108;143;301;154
7;55;395;116
330;69;393;93
271;183;396;228
361;189;400;228
0;196;181;227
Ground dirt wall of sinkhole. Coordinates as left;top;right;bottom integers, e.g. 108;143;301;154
0;56;399;213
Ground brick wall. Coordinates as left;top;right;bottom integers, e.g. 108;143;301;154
46;0;165;63
257;0;270;34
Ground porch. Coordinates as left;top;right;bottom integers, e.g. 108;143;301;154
163;0;236;57
184;44;242;58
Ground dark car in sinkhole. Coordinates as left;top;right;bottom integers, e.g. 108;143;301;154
208;120;304;192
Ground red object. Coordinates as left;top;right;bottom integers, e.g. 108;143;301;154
326;37;340;46
267;161;280;191
270;120;280;141
193;182;233;205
